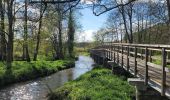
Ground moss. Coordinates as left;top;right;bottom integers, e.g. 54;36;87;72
49;67;135;100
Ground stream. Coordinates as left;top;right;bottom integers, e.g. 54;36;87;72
0;56;94;100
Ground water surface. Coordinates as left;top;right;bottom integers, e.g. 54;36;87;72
0;56;94;100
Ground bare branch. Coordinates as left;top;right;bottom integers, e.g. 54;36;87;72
93;0;136;16
29;0;78;4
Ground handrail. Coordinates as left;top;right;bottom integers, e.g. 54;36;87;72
102;42;170;49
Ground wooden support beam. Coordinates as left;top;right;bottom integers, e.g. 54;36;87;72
149;50;152;62
134;47;137;76
109;45;111;59
127;46;130;71
161;48;167;96
114;46;116;63
145;47;149;85
117;46;119;64
121;45;124;67
111;46;113;60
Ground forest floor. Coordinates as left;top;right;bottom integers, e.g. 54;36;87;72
0;59;75;88
49;65;135;100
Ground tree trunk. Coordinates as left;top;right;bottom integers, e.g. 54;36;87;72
57;10;64;59
167;0;170;23
118;5;131;43
33;4;43;61
6;0;14;69
23;0;30;62
128;4;133;43
68;9;75;58
0;0;6;61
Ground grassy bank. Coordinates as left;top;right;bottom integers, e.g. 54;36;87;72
74;47;90;56
0;60;75;88
49;66;135;100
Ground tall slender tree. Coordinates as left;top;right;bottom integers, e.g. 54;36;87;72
0;0;6;61
23;0;30;62
33;4;43;61
67;9;75;58
6;0;14;69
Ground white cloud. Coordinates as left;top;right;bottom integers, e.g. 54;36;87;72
81;0;96;4
76;30;96;42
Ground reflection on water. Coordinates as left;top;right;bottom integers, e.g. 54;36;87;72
0;56;94;100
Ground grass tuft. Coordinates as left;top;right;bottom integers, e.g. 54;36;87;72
49;66;135;100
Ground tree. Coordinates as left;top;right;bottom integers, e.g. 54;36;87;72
67;9;75;58
33;3;43;61
0;0;6;61
6;0;15;69
166;0;170;23
23;0;30;62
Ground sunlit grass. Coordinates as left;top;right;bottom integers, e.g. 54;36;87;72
74;47;90;56
0;60;75;87
152;56;170;68
49;66;135;100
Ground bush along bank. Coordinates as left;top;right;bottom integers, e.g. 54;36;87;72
0;60;75;88
48;65;135;100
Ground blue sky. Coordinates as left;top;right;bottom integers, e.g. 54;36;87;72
80;8;107;30
77;7;108;42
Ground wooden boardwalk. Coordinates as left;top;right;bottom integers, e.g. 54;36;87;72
90;43;170;98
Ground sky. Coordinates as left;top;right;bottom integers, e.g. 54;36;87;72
77;7;108;42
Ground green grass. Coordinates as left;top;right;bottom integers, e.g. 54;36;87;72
49;66;135;100
74;47;90;56
0;60;75;87
152;57;170;68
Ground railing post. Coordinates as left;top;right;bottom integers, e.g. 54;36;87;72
107;45;109;59
117;45;119;65
114;46;116;63
145;47;149;85
104;45;106;58
109;45;111;59
111;45;113;60
96;55;98;63
110;43;112;59
134;47;137;76
149;50;153;62
121;45;124;67
127;46;130;71
161;48;167;96
141;49;144;60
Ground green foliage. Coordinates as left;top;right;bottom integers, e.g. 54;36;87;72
133;23;170;44
49;67;135;100
0;60;75;87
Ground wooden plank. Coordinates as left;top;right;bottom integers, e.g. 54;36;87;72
147;62;162;69
165;68;170;73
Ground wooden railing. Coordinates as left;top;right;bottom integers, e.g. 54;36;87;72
90;43;170;97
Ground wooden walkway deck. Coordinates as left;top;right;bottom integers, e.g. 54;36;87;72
90;43;170;98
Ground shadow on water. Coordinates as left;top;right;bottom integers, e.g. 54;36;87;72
0;56;94;100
